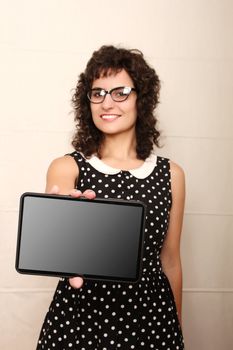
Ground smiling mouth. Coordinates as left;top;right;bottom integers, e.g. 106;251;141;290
100;114;121;121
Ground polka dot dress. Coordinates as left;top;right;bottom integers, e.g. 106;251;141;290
37;152;184;349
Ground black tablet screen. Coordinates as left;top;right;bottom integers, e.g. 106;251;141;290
16;193;146;282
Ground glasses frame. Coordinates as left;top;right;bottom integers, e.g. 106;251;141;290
87;86;136;104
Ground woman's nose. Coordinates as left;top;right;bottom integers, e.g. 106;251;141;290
101;93;115;109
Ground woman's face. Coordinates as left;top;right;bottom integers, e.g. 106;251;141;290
90;69;137;136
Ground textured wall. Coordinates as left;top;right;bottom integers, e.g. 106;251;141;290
0;1;232;349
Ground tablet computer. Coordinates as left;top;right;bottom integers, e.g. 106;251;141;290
15;192;146;283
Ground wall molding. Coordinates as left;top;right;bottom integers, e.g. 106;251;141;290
183;288;233;293
184;212;233;217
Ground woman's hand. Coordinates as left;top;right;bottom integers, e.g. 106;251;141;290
48;185;96;289
49;185;96;200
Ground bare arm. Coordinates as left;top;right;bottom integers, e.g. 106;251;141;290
160;161;185;326
45;155;79;194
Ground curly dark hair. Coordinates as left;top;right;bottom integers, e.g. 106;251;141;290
71;45;161;160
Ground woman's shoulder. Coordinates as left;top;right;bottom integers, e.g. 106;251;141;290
47;154;79;177
169;159;184;175
156;155;184;174
169;160;185;178
168;160;185;198
156;155;185;187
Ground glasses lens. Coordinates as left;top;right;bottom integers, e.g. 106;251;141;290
111;87;132;102
88;89;105;103
88;87;135;103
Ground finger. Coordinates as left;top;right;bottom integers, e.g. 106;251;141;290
82;189;96;199
48;185;60;194
69;276;84;289
69;189;83;198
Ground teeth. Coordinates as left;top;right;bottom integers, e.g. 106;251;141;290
101;115;118;120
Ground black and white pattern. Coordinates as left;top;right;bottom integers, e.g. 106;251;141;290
37;152;184;349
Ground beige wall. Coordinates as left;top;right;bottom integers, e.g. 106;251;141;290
1;1;232;349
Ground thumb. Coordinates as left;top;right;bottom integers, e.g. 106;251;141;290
69;277;84;289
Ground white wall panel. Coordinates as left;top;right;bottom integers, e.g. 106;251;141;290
0;291;55;350
0;49;78;133
182;214;233;289
183;292;233;350
0;131;73;209
158;137;233;214
1;1;232;59
155;60;233;139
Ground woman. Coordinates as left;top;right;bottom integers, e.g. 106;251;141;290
37;45;185;349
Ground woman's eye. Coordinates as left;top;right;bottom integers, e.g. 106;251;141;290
114;89;126;97
92;90;105;98
117;91;125;96
93;91;101;97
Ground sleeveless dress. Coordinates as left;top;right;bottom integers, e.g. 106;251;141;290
37;151;184;349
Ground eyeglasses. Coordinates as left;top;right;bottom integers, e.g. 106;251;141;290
87;86;136;104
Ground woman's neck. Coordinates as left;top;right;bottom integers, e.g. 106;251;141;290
98;133;144;170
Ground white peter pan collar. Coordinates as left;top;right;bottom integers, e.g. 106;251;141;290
86;152;157;179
